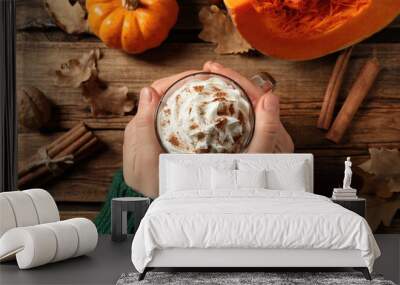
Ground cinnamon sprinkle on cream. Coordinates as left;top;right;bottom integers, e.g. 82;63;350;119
190;123;199;130
217;104;229;116
238;112;244;124
197;132;205;140
215;117;227;129
168;134;180;147
216;91;227;97
193;85;204;92
229;104;235;115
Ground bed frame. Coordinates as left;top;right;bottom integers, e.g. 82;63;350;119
140;248;370;280
139;154;371;281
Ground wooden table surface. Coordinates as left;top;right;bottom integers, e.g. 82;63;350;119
16;1;400;229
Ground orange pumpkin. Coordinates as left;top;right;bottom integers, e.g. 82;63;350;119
224;0;400;60
86;0;179;54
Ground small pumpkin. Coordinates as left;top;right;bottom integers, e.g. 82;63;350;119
224;0;400;60
86;0;179;54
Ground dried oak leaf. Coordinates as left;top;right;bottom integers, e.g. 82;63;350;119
199;5;252;54
55;49;135;116
359;194;400;231
45;0;89;34
358;148;400;195
55;49;101;88
357;148;400;231
82;76;135;116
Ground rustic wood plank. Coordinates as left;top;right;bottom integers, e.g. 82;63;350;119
16;0;52;30
16;0;400;32
15;0;400;227
18;126;400;202
18;130;124;202
60;211;98;221
16;41;400;147
58;202;101;221
57;201;103;211
16;0;209;31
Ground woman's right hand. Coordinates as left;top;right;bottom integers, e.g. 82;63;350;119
123;62;294;198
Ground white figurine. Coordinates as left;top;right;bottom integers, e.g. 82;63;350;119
343;157;353;189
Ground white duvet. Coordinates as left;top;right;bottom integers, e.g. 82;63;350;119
131;190;380;273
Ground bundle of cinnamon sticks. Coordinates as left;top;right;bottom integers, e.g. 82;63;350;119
317;47;381;143
18;122;101;189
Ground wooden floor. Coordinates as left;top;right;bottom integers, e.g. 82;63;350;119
16;1;400;230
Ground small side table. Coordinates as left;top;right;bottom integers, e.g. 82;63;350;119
331;197;366;218
111;197;150;242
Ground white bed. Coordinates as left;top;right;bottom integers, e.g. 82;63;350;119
131;154;380;280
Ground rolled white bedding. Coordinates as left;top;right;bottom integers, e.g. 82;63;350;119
0;189;60;237
0;218;98;269
0;189;97;269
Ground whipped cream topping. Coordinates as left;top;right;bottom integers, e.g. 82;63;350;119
158;76;253;153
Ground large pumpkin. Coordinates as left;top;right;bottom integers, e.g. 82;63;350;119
86;0;179;54
224;0;400;60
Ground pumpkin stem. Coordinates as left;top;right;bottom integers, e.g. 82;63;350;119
122;0;139;10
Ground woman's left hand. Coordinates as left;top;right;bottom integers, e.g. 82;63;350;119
123;62;294;198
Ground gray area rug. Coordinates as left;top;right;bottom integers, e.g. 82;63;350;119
116;272;395;285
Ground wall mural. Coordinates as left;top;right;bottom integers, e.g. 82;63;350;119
15;0;400;234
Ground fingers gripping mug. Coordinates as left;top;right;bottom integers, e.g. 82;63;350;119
155;72;276;154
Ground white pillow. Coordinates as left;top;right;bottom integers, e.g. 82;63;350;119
236;169;267;189
211;168;236;190
167;162;210;191
167;160;236;192
211;169;268;190
267;161;307;191
238;160;308;191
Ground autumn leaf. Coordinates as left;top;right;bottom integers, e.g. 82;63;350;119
359;148;400;197
359;148;400;177
199;5;252;54
54;49;136;116
82;76;135;116
45;0;89;34
357;148;400;231
361;194;400;231
55;49;101;88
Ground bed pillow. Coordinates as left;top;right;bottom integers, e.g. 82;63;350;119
167;160;236;192
211;168;236;190
236;169;267;189
211;169;268;190
167;162;210;191
238;160;308;191
267;163;307;191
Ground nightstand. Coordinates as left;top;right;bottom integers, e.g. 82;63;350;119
331;198;366;217
111;197;150;242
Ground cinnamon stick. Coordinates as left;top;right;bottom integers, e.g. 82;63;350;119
75;137;101;160
18;132;94;187
48;124;87;157
47;122;85;151
318;47;353;130
18;123;100;188
35;138;101;187
326;58;381;143
58;132;94;157
18;123;88;177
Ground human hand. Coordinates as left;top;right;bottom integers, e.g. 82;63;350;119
203;61;294;154
123;70;200;198
123;63;294;198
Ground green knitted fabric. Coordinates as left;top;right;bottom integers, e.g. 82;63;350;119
94;169;144;234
